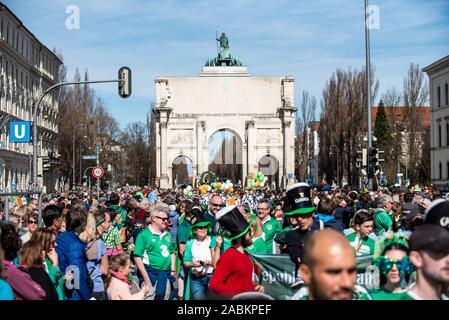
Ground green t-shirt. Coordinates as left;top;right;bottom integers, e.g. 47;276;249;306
373;209;393;236
262;216;282;253
397;292;417;300
370;289;410;300
177;219;192;245
134;227;175;271
246;234;271;254
346;231;376;256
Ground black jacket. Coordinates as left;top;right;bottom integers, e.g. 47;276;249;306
26;267;58;300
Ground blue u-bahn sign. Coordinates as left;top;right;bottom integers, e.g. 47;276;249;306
9;121;31;143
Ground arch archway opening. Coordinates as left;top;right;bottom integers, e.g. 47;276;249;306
208;129;242;183
172;156;193;186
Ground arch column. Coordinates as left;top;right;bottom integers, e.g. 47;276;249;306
245;120;255;185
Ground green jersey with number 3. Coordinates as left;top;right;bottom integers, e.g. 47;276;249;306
134;228;175;271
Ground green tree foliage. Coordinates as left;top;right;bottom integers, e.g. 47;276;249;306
373;100;392;149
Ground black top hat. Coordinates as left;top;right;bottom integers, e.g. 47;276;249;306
285;182;315;216
215;205;252;241
424;199;449;231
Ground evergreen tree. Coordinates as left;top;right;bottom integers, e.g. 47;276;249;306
374;100;392;148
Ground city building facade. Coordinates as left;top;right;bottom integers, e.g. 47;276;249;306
423;55;449;191
0;2;62;192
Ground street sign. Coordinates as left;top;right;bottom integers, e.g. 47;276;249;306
9;121;31;143
82;155;97;160
92;166;105;179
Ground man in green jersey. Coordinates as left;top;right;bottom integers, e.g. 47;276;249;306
256;199;281;254
133;203;177;300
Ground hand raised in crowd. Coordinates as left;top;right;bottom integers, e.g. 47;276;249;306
64;271;74;282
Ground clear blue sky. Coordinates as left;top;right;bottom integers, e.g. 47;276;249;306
5;0;449;129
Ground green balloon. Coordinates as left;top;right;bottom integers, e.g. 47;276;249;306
212;182;217;188
187;191;193;197
251;181;256;188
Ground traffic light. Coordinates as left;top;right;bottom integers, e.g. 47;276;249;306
368;148;379;178
378;149;385;163
42;156;51;172
118;66;132;98
356;148;368;168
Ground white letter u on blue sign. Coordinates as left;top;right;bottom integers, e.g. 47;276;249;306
14;124;26;139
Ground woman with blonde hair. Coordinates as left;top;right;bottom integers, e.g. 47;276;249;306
79;211;108;300
245;215;270;254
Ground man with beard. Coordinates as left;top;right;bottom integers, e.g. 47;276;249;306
297;229;357;300
209;205;264;299
402;199;449;300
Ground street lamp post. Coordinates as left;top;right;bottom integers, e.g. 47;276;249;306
330;145;340;186
72;123;85;190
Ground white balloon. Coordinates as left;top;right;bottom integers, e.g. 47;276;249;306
207;186;212;191
226;180;231;185
183;188;188;195
187;185;192;191
263;176;268;183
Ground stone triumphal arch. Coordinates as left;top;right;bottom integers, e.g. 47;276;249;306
150;36;296;188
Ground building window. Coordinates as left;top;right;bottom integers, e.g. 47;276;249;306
445;83;449;107
438;86;441;108
440;162;443;180
438;123;442;147
447;162;449;180
447;122;449;147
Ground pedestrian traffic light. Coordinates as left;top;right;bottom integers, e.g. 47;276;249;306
368;148;379;177
118;66;131;98
378;149;385;162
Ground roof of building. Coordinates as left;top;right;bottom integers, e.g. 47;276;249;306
423;55;449;75
0;1;63;65
371;106;430;127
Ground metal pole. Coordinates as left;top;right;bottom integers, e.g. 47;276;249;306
32;79;124;188
337;147;340;187
365;0;373;190
96;145;100;201
5;196;9;222
38;191;43;227
72;130;76;190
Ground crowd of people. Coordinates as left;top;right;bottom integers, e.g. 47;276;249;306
0;181;448;300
